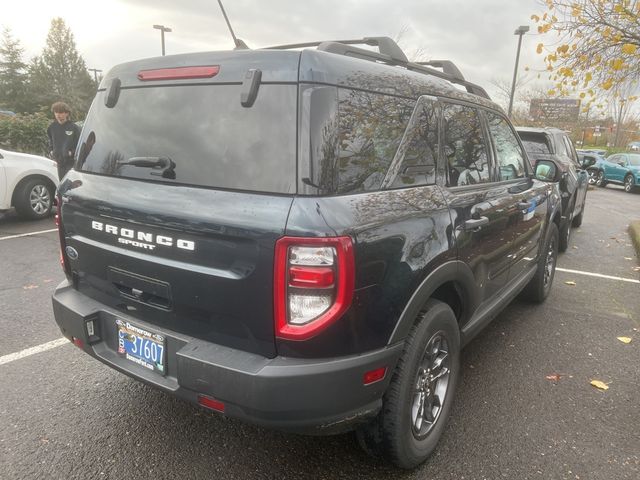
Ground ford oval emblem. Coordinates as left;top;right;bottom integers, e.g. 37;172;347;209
65;246;79;260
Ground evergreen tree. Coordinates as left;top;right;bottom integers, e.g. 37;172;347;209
0;28;28;113
28;18;96;119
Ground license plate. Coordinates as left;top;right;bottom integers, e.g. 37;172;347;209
116;319;165;375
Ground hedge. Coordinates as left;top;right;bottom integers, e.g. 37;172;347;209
0;113;51;156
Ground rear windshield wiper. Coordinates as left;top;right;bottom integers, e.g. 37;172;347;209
118;156;176;179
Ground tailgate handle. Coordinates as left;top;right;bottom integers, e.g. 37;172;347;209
108;267;172;310
463;216;489;231
518;201;532;209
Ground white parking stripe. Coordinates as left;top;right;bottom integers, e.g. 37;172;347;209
0;337;69;366
556;267;640;284
0;228;58;241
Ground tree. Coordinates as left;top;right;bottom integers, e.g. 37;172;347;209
28;18;95;119
0;28;28;113
532;1;640;106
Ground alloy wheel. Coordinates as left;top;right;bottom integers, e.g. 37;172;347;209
29;184;51;215
411;331;450;439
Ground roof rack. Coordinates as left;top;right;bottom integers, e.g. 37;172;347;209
264;36;490;99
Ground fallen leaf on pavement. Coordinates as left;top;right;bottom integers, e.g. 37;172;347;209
624;257;633;261
572;246;579;249
565;281;576;286
590;380;609;391
617;337;632;344
633;267;640;272
23;284;39;290
545;374;563;382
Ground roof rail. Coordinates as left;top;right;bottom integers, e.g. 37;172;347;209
264;37;490;100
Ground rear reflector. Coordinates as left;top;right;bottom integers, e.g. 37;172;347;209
198;395;225;412
138;65;220;81
72;337;84;349
288;266;334;288
363;367;387;385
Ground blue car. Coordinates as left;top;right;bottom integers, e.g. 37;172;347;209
594;153;640;193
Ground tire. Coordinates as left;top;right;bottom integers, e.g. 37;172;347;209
624;174;636;193
572;207;584;228
13;177;54;220
558;216;570;253
595;170;607;187
522;222;559;303
356;299;460;469
587;169;598;185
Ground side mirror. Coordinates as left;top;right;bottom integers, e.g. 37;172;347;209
581;155;596;169
535;160;558;182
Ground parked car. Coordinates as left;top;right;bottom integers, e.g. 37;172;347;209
577;151;606;185
0;148;58;219
577;148;607;157
594;153;640;192
516;127;590;251
627;141;640;151
51;37;562;469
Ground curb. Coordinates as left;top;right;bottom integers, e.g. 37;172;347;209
629;221;640;258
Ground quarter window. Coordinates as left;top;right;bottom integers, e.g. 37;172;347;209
485;112;526;181
442;103;490;187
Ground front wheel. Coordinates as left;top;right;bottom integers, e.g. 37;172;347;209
522;222;559;303
356;299;460;469
13;177;54;220
624;174;636;193
595;171;607;187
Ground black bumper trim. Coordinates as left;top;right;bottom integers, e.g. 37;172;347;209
52;280;403;434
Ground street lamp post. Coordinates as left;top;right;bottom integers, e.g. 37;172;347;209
508;25;530;118
88;68;102;84
153;24;172;56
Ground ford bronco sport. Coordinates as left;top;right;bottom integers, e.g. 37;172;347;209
52;37;561;468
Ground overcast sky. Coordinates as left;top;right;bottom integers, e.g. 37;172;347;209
3;0;553;106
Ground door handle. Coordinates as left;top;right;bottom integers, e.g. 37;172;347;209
463;216;489;230
518;201;532;209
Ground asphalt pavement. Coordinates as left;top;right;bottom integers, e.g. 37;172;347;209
0;185;638;480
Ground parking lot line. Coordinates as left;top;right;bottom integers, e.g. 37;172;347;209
0;337;69;366
0;228;58;241
556;267;640;284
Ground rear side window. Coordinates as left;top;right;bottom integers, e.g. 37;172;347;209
77;84;297;193
442;103;490;187
485;112;526;181
336;89;414;193
385;97;438;189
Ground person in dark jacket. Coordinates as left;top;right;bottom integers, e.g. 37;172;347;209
47;102;81;179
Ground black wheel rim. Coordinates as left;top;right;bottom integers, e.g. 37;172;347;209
411;331;450;439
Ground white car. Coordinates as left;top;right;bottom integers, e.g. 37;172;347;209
0;148;58;220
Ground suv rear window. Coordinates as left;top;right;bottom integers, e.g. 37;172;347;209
76;84;297;193
518;132;552;156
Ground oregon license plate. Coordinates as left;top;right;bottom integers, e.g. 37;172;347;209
116;319;165;374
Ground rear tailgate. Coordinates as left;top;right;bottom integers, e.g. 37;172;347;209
59;51;300;358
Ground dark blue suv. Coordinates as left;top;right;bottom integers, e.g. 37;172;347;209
52;37;561;468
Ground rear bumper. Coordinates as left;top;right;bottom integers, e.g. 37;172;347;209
52;280;402;434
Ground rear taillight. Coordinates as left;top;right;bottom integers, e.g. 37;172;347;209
274;236;355;341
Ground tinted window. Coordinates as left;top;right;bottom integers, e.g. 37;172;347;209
77;85;297;193
442;103;490;187
519;133;552;155
385;98;438;189
336;88;414;193
486;112;526;181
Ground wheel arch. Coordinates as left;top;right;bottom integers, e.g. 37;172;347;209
388;261;480;345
